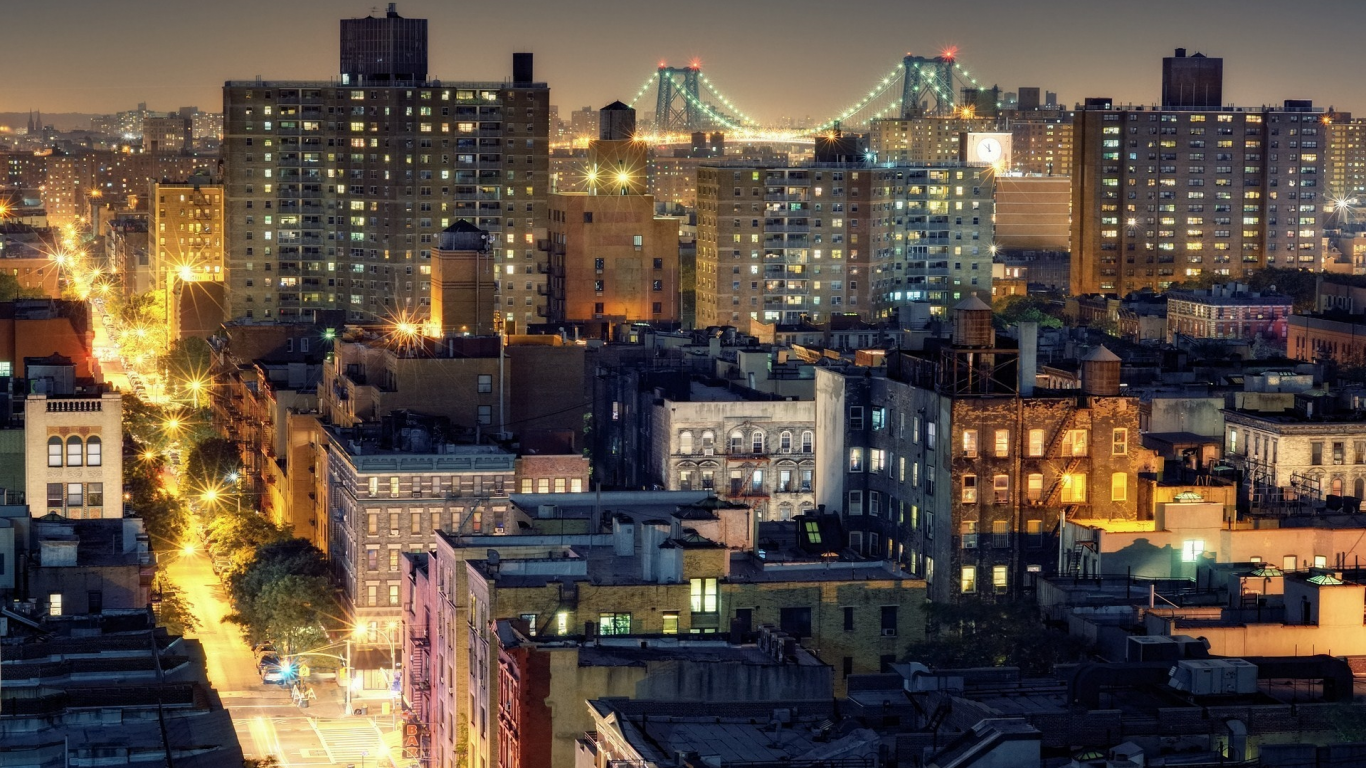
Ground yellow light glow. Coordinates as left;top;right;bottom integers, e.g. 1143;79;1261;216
615;171;631;185
178;265;193;282
181;544;196;556
201;489;218;502
353;624;370;639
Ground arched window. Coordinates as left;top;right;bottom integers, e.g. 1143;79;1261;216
778;502;793;521
729;430;744;454
48;436;63;467
679;431;693;455
701;430;715;455
751;431;765;455
86;436;102;467
66;436;83;468
779;431;793;454
801;431;814;454
1332;476;1345;497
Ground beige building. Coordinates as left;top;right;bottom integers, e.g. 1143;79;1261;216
869;116;996;165
24;391;124;519
1325;114;1365;199
994;175;1071;252
151;180;225;285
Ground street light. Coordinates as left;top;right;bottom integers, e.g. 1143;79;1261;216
353;621;401;726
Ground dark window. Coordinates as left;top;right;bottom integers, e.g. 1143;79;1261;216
583;212;593;223
880;654;896;673
842;657;854;678
843;606;855;631
779;606;812;639
733;608;752;634
881;606;898;636
87;590;103;614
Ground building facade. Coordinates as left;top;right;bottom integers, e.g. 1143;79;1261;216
1165;284;1291;342
695;163;993;331
24;392;123;519
1072;100;1328;296
222;9;549;330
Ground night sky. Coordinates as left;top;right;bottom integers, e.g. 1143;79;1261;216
3;0;1365;121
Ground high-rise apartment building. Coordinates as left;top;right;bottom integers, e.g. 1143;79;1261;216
1007;111;1073;176
695;163;992;331
869;116;996;165
222;6;549;330
1073;51;1327;296
1072;102;1326;296
1325;114;1366;200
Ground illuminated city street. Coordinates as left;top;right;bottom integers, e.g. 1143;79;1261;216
10;2;1366;767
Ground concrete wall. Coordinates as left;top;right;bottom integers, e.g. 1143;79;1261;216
1147;397;1227;438
814;368;848;512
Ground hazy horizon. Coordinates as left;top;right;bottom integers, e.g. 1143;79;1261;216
3;0;1365;123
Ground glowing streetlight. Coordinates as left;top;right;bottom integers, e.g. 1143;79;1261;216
181;544;197;556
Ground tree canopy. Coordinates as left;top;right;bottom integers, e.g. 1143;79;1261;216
227;538;336;653
903;599;1088;675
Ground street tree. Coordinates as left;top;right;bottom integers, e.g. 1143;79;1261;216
187;437;241;490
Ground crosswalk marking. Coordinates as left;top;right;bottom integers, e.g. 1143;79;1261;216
311;719;384;765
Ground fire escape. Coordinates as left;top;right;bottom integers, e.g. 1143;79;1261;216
407;623;432;767
1040;409;1091;576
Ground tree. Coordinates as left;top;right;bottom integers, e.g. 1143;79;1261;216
992;295;1063;330
163;336;212;380
0;272;45;301
153;572;200;634
227;538;336;652
903;599;1088;675
186;437;241;490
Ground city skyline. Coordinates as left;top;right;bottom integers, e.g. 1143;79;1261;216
3;0;1366;120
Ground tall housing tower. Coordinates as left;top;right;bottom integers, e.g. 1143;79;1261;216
223;5;550;331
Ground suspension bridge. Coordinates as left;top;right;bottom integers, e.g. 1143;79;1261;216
624;49;999;139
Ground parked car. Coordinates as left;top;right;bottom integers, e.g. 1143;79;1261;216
252;643;277;660
261;664;294;685
256;653;280;672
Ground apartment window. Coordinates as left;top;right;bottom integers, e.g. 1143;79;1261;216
752;431;765;454
690;577;718;613
556;611;569;635
1028;429;1044;457
367;513;378;535
1181;540;1205;562
368;477;378;497
1111;472;1127;502
849;448;864;472
87;436;102;466
880;606;898;636
847;490;863;515
388;511;400;535
1112;428;1128;455
962;429;979;457
1060;474;1087;503
389;477;400;497
538;478;550;493
960;566;977;594
520;478;533;493
849;406;864;430
49;593;62;616
730;431;744;454
662;612;680;635
48;437;62;467
993;474;1009;504
67;483;83;507
411;512;423;535
992;565;1008;593
47;483;62;510
598;612;631;636
994;429;1010;457
843;606;855;631
801;431;814;453
962;474;978;503
779;431;793;453
477;374;492;393
927;422;937;450
1027;519;1044;546
1311;442;1323;465
870;449;886;473
478;405;492;425
87;483;103;507
779;606;812;638
1334;442;1345;465
389;585;400;606
679;431;693;454
1027;473;1043;502
66;436;83;467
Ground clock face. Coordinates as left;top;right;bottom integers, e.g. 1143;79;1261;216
977;137;1002;163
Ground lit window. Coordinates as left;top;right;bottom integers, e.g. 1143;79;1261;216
994;429;1010;457
960;566;976;594
962;429;978;457
962;474;978;504
1181;540;1205;562
1028;429;1044;456
1111;472;1127;502
690;578;718;613
1060;474;1087;503
1112;428;1128;456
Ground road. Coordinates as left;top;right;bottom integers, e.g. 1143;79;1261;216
166;549;397;766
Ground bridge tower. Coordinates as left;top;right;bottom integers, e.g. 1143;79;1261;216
900;55;958;117
654;65;703;132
